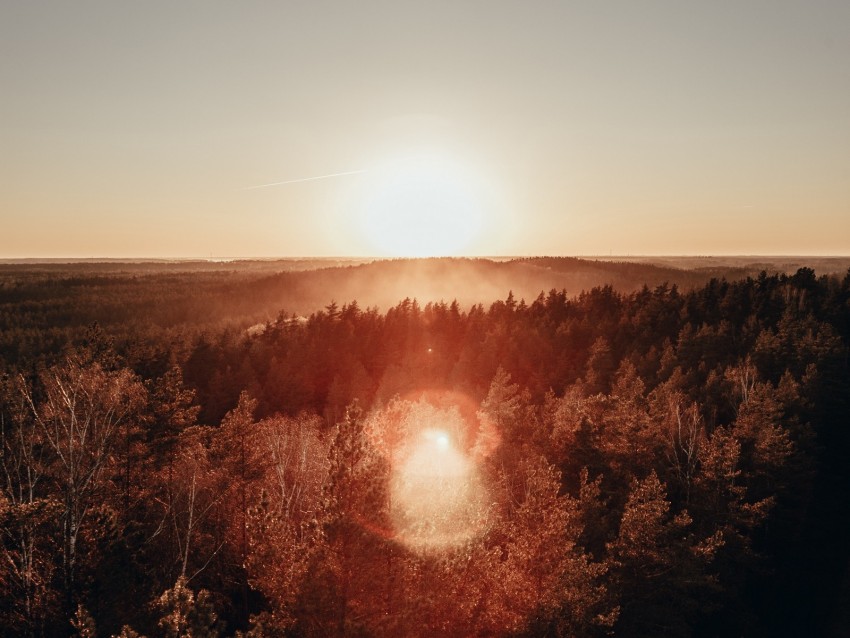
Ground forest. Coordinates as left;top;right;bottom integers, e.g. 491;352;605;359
1;259;849;637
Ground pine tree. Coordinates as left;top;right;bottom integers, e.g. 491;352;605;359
156;576;221;638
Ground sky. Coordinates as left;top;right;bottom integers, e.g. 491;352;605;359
1;1;849;258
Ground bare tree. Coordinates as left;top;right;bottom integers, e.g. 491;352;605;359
0;375;60;634
22;355;145;605
665;396;704;505
243;413;329;632
150;426;227;585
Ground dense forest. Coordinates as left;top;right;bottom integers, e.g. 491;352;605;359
1;256;816;369
2;260;850;636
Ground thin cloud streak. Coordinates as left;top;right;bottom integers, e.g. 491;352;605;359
241;169;366;191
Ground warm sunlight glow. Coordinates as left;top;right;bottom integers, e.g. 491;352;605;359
369;397;495;554
360;155;485;257
435;431;450;449
391;426;486;551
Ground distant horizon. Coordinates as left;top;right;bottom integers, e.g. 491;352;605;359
2;253;849;264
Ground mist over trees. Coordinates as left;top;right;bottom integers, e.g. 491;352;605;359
1;261;849;636
7;256;843;370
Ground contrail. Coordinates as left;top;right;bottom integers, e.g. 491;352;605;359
241;169;366;191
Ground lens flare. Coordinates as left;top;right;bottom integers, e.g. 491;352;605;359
391;426;487;552
367;394;494;553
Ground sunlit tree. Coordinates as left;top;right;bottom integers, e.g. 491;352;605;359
0;374;62;634
243;413;329;632
22;354;146;607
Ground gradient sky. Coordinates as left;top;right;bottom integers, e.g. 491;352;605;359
2;1;849;258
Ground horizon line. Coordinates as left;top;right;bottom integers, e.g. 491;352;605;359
1;253;849;264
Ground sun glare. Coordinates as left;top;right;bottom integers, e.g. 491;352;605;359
435;431;450;449
371;399;492;554
360;155;485;257
391;426;486;551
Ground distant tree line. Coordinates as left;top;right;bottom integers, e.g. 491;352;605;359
1;266;849;636
0;257;775;369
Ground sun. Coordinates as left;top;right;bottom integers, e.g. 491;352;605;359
359;154;486;257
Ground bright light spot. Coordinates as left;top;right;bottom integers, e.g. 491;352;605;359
388;414;488;553
360;154;485;257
